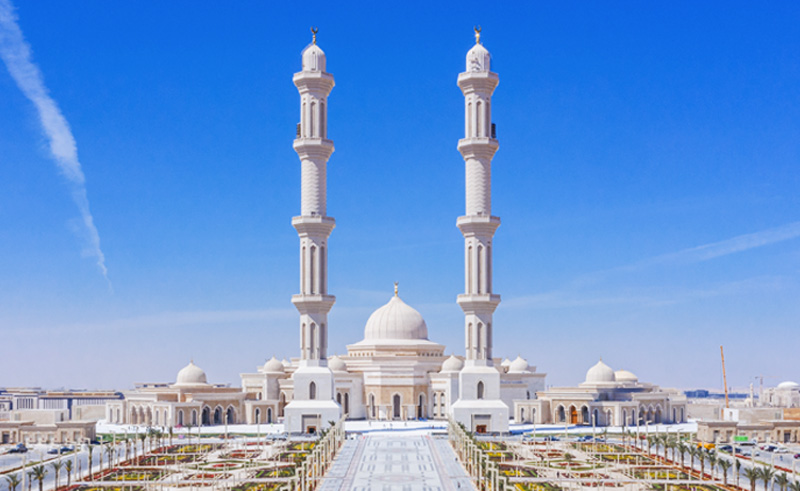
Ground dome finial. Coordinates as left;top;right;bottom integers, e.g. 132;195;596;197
394;281;399;296
474;25;481;44
311;26;318;45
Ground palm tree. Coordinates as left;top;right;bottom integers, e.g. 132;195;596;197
677;442;688;469
708;452;718;480
687;446;698;472
698;448;707;477
31;465;47;491
87;444;94;479
759;465;775;491
26;471;34;491
64;460;73;487
647;435;655;456
775;472;789;491
735;458;742;488
719;459;732;486
50;460;63;491
5;473;22;491
744;467;759;491
104;444;114;470
787;479;800;491
138;432;147;457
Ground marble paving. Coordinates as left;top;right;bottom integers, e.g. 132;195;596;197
319;434;474;491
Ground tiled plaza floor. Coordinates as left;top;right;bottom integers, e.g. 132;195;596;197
319;434;474;491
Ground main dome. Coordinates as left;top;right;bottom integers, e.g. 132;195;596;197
585;360;616;383
174;361;208;386
364;294;428;341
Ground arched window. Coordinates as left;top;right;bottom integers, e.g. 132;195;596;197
369;394;376;419
310;246;317;293
557;406;565;423
255;409;261;424
477;244;485;293
309;323;317;359
191;409;197;426
226;407;235;424
267;408;273;424
467;245;473;293
336;392;342;405
344;393;350;415
310;101;317;137
309;381;316;400
320;101;325;138
477;381;485;400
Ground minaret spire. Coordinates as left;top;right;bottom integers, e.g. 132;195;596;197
450;29;509;433
284;34;341;434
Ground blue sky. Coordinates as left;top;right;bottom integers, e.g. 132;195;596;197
1;1;798;391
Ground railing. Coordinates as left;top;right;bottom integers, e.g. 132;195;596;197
447;416;509;490
285;416;346;491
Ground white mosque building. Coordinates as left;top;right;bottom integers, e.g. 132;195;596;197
106;30;683;434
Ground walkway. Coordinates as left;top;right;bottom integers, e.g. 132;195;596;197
319;434;474;491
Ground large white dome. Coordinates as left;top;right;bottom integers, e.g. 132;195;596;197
778;381;799;390
585;360;616;383
364;294;428;341
174;361;208;386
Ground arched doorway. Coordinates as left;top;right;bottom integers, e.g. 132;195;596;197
369;394;376;419
191;409;198;426
213;407;222;425
393;394;401;420
267;408;273;424
344;393;350;415
255;408;261;424
557;406;566;423
417;394;425;419
226;407;235;424
177;410;184;426
569;406;578;425
202;407;210;426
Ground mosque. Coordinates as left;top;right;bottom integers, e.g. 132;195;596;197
105;30;684;434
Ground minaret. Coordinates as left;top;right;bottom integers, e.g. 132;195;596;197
283;28;341;434
450;27;509;433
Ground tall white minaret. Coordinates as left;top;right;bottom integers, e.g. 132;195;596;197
450;28;509;433
284;28;341;434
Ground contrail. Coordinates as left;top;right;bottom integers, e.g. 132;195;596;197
0;0;109;283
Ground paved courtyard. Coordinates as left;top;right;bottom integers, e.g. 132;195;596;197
319;434;474;491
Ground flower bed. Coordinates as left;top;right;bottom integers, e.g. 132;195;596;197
137;453;200;465
513;483;562;491
254;466;295;478
94;468;168;482
231;483;284;491
287;442;315;452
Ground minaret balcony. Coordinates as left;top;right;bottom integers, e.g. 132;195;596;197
458;138;499;160
293;138;334;160
292;215;336;236
292;294;336;313
457;215;500;236
292;71;335;93
457;71;499;94
457;293;501;313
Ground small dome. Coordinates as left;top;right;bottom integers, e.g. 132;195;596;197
302;43;326;72
174;361;208;386
585;360;616;383
508;356;529;373
440;355;464;373
501;358;512;367
262;356;285;373
281;358;291;368
778;381;799;390
466;43;490;72
615;370;638;383
328;356;347;372
364;294;428;341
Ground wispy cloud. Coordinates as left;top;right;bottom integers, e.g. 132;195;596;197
633;220;800;269
0;0;109;282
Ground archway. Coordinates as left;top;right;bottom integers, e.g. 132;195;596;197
146;408;153;425
177;410;184;426
369;394;376;419
226;406;235;424
417;394;425;419
267;408;273;424
557;406;566;423
393;394;401;420
202;407;211;426
344;393;350;415
592;409;599;425
581;406;589;425
655;406;662;424
569;406;578;425
191;409;198;426
336;393;342;405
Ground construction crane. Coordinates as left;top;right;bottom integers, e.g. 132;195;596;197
720;346;729;408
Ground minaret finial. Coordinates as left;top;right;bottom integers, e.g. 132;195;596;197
394;281;399;296
474;25;481;44
311;26;318;45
